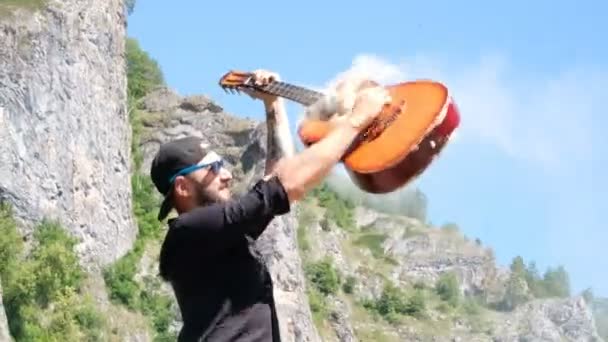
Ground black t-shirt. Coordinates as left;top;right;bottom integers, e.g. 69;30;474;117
159;176;291;342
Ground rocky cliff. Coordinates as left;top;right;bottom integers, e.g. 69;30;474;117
0;281;9;342
295;184;604;342
352;206;507;300
0;0;136;269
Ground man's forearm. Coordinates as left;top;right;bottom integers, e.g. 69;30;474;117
264;98;295;175
258;73;387;204
270;119;360;202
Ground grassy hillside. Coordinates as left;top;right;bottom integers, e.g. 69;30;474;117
296;183;589;341
296;187;490;340
0;202;152;341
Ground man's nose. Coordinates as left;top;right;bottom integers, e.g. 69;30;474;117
219;167;232;180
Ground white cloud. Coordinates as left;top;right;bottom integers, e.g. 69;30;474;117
306;53;605;171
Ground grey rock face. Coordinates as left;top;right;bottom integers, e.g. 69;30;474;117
492;296;604;342
138;87;321;342
0;280;10;342
328;297;357;342
0;0;136;268
354;206;503;297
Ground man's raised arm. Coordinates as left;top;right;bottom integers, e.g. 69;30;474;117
263;97;295;175
245;69;390;203
268;88;389;202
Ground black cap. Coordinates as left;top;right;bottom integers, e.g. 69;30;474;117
150;136;209;221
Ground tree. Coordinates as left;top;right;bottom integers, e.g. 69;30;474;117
436;272;460;306
440;223;460;233
126;38;165;101
582;288;594;303
525;261;540;283
542;266;570;298
125;0;136;15
501;273;530;311
525;261;545;297
510;256;526;277
304;257;340;296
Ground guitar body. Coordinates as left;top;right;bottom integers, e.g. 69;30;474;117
218;71;461;194
297;80;460;193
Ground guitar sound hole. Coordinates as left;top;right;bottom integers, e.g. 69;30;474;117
361;105;402;142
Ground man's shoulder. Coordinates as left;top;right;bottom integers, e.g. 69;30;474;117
165;176;290;236
169;203;226;230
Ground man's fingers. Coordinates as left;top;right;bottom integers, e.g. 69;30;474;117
358;86;392;108
252;69;280;85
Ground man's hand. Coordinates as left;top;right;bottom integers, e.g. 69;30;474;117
345;85;392;129
269;82;391;203
332;77;377;114
243;69;280;106
305;76;385;123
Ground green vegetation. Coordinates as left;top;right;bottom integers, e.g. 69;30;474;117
126;38;165;100
305;257;341;296
354;233;386;259
342;275;356;294
296;201;316;252
102;32;175;341
496;256;572;311
324;174;428;221
0;202;105;341
0;4;172;340
304;257;341;322
0;0;44;9
0;0;45;17
518;257;571;298
435;272;460;307
296;180;594;341
125;0;136;15
297;188;461;335
310;182;356;231
362;281;426;324
440;222;460;233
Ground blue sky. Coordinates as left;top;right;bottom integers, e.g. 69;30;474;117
127;0;608;296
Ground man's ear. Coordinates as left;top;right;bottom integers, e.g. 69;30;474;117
173;176;189;197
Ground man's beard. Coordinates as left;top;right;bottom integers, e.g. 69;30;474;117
193;183;230;206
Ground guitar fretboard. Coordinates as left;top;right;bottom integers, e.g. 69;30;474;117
259;81;325;106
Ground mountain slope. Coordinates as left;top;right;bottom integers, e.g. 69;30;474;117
295;182;604;342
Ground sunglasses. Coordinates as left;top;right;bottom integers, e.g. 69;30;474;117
168;159;224;184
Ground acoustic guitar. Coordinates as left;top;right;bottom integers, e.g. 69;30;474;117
219;70;461;194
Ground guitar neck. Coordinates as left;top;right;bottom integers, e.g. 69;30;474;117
256;81;325;106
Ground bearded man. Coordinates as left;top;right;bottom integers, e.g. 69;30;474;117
150;69;389;341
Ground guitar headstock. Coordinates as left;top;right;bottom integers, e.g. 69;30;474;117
218;70;256;94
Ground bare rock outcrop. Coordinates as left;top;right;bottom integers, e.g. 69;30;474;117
0;0;136;268
492;296;604;342
354;206;505;298
0;280;9;342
